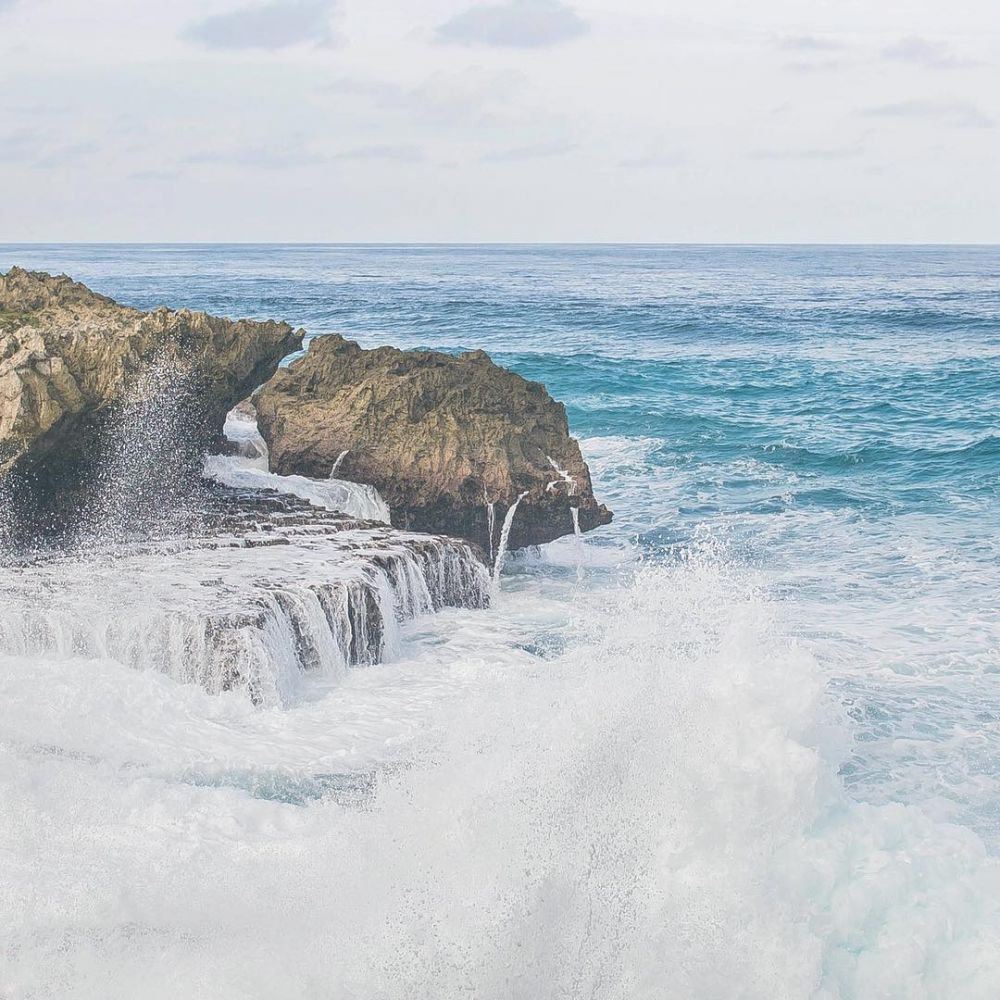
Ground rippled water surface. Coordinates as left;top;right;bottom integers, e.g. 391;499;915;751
1;244;998;998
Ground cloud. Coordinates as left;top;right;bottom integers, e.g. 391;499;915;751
330;144;422;162
881;37;976;69
751;145;863;161
783;59;846;74
618;150;686;169
130;169;181;182
861;99;993;129
778;35;850;73
0;129;98;168
183;141;423;168
779;35;846;53
436;0;588;49
185;145;326;168
324;68;530;129
183;0;337;51
481;138;577;162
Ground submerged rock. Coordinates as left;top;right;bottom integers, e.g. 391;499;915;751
0;267;302;537
255;335;612;552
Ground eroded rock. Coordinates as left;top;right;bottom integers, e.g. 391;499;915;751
255;335;612;551
0;268;303;537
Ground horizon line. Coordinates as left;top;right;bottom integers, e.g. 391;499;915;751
2;241;999;249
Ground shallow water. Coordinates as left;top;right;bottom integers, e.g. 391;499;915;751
1;244;998;998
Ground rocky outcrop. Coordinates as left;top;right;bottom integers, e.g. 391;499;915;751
0;268;302;536
255;334;612;552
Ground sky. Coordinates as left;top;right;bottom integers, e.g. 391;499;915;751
1;0;998;242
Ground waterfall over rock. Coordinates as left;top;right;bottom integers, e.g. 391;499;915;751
0;485;490;706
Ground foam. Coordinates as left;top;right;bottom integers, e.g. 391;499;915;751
4;553;1000;997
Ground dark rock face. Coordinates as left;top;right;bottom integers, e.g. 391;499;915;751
255;335;612;552
0;268;303;539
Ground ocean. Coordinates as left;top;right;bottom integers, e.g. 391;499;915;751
1;244;998;998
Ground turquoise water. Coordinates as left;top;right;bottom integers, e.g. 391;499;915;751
2;245;999;997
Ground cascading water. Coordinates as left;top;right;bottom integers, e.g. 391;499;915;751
205;455;391;524
206;413;390;523
0;488;491;707
330;450;350;477
547;456;576;496
548;457;584;572
485;499;496;563
0;397;488;708
492;491;529;585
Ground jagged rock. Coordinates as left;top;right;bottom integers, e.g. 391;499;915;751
0;268;303;535
255;335;612;551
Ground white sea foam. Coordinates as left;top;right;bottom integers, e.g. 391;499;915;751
213;409;390;523
3;550;1000;997
204;454;391;524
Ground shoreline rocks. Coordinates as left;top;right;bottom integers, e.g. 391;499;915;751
255;334;612;552
1;268;613;556
0;268;303;539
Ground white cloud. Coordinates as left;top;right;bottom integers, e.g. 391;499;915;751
751;145;864;161
185;145;326;168
618;149;686;169
0;128;98;168
779;35;846;52
862;98;993;129
330;144;423;162
480;138;578;162
882;37;976;69
183;0;337;50
436;0;588;49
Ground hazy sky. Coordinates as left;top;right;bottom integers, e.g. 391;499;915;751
2;0;998;241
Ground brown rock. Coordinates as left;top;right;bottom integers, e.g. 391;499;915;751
255;335;612;552
0;268;303;539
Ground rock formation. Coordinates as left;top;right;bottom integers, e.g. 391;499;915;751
254;334;612;552
0;267;302;537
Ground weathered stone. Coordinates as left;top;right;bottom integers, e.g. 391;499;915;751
255;334;612;551
0;268;303;536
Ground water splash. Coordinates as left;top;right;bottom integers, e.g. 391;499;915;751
209;416;389;523
204;455;391;524
485;499;496;563
223;410;268;467
546;456;576;496
492;491;529;585
0;491;490;707
330;450;350;478
78;353;205;549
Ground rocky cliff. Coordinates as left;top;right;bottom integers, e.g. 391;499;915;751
255;335;612;552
